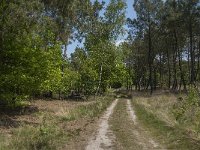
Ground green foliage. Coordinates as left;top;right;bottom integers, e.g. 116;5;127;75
61;68;80;94
134;100;200;149
0;0;127;106
0;0;66;105
8;123;66;150
85;37;125;92
127;0;200;92
104;0;126;40
109;62;129;88
70;48;98;94
173;86;200;134
0;31;63;105
173;86;199;121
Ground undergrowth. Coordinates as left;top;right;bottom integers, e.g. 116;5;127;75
1;114;67;150
61;96;113;121
133;99;200;149
173;86;200;136
0;95;114;150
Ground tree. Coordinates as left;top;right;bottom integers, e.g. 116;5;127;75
130;0;164;94
127;0;200;93
83;0;126;94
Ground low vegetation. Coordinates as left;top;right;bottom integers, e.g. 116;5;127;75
173;87;200;136
0;95;114;150
132;90;200;149
110;99;143;149
8;124;66;150
61;96;113;121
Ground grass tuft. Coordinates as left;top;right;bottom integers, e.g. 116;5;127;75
7;116;67;150
61;96;113;121
0;95;114;149
133;100;200;149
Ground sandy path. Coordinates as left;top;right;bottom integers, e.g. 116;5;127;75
86;99;118;150
126;99;160;149
127;99;137;125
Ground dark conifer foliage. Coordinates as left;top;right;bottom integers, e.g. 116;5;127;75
127;0;200;93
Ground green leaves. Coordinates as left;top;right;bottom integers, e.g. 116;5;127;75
0;0;64;104
0;0;128;105
104;0;126;40
173;86;200;122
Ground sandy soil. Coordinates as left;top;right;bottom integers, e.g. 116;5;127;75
85;99;118;150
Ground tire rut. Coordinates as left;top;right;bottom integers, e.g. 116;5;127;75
86;98;163;150
126;99;162;149
86;99;118;150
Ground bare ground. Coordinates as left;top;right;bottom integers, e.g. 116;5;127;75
85;99;118;150
82;98;163;150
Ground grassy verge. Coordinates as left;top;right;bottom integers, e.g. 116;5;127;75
110;99;142;150
0;110;69;150
0;134;7;150
133;100;200;149
0;95;114;150
7;124;67;150
60;96;114;121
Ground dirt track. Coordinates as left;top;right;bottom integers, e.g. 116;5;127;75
86;99;163;150
86;99;118;150
126;99;161;149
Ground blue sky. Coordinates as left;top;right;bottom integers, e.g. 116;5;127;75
67;0;136;56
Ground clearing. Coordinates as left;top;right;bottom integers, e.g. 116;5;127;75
2;91;200;149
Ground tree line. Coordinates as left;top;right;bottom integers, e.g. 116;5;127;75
1;0;199;106
126;0;200;94
0;0;128;106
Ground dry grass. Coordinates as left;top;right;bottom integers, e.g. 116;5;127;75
110;99;143;150
0;95;114;149
134;93;180;126
132;91;200;149
110;99;162;150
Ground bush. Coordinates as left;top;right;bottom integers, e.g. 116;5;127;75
173;86;200;134
111;82;122;89
8;117;66;150
0;94;28;107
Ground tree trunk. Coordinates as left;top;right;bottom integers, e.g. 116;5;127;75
187;42;190;82
177;45;187;91
174;30;187;91
172;50;177;91
196;41;200;81
96;63;103;96
159;53;163;88
154;67;157;90
189;18;195;84
167;49;171;89
147;13;153;95
172;33;178;91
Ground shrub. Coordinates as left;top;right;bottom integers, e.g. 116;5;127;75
8;118;66;150
173;86;200;134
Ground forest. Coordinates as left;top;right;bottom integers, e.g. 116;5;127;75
0;0;200;150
